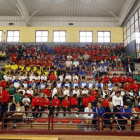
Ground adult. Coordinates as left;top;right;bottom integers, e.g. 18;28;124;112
112;91;123;107
134;71;140;83
83;102;93;130
119;102;135;130
126;64;134;78
12;100;26;128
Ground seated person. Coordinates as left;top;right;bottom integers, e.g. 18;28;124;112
126;64;134;78
99;64;107;75
83;102;93;130
119;102;135;130
79;68;87;80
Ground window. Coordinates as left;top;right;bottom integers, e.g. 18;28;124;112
98;31;111;43
7;31;20;42
135;32;140;43
79;31;92;42
0;31;2;42
53;31;66;42
35;31;48;42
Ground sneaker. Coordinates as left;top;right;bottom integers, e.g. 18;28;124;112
75;114;79;118
89;127;91;130
84;127;87;130
69;114;72;118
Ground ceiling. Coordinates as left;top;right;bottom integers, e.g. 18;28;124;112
0;0;125;17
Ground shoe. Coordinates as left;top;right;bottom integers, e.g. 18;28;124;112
89;127;91;130
75;114;79;118
84;127;87;130
69;114;72;118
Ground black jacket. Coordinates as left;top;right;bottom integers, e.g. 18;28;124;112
126;66;134;72
105;106;118;118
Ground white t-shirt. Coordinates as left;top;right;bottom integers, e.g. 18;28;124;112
121;91;125;96
72;75;78;81
3;75;10;81
41;76;47;81
73;61;79;67
129;92;134;96
59;75;63;82
82;90;88;95
9;76;15;82
73;90;80;96
52;88;58;98
22;98;30;106
27;90;33;96
34;76;40;81
29;75;34;81
65;75;71;80
21;76;27;80
23;83;28;89
63;89;70;96
19;89;25;95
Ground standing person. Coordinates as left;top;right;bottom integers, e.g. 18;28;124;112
62;95;71;118
119;102;135;130
83;102;94;130
1;87;10;107
126;64;134;78
12;100;26;128
130;51;136;62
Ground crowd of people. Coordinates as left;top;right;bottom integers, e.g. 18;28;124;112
0;43;139;130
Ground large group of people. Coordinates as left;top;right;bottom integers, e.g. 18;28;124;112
0;43;139;130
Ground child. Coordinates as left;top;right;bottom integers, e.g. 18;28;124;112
107;80;113;91
63;80;71;91
91;87;98;97
72;79;79;89
124;81;131;91
87;92;97;106
102;95;110;108
62;95;71;118
120;87;125;97
62;86;70;98
81;86;89;96
27;86;34;101
72;86;81;105
19;85;25;95
87;79;94;90
22;80;29;89
22;93;30;115
41;73;47;81
39;81;46;91
81;94;89;110
79;68;87;80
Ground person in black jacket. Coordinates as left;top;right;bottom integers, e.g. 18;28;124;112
125;55;135;70
105;102;120;130
123;91;135;108
3;100;15;128
126;64;134;78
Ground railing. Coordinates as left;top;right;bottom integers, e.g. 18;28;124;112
1;111;50;130
1;111;140;131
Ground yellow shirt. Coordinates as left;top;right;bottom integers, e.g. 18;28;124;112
54;71;57;77
44;71;49;76
26;67;31;72
19;66;24;71
11;65;18;70
1;52;6;57
33;67;37;72
37;70;42;76
5;64;11;72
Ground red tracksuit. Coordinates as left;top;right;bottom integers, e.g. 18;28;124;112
119;77;126;83
102;99;110;108
91;90;98;97
127;78;134;84
39;98;50;107
71;97;78;106
88;95;97;103
62;99;70;107
52;99;61;107
43;88;50;97
131;84;139;91
1;91;10;104
0;81;7;88
124;84;131;91
48;74;56;81
112;77;119;83
104;77;110;83
82;97;89;107
32;97;41;107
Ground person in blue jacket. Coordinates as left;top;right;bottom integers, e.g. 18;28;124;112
119;102;135;130
93;101;105;128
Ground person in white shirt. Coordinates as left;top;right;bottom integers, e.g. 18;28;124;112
22;93;30;114
112;91;123;107
73;59;79;68
3;73;10;82
20;73;27;81
58;73;64;83
52;86;59;98
99;64;107;75
65;59;72;71
65;72;71;82
27;86;34;98
82;86;89;96
72;73;79;81
62;86;70;97
73;86;81;105
83;102;93;130
41;73;47;81
19;85;25;95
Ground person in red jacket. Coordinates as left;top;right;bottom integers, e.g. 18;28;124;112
62;95;71;118
103;74;110;84
32;93;41;118
71;94;81;117
50;94;60;117
124;81;131;91
127;75;134;84
81;94;89;111
131;80;139;92
102;95;110;108
119;74;126;83
43;85;51;99
48;71;56;81
87;93;97;106
39;94;50;118
91;87;98;97
1;87;10;106
112;74;119;84
0;79;7;89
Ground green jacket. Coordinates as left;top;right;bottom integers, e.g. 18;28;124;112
9;86;16;95
134;74;140;83
130;54;136;59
